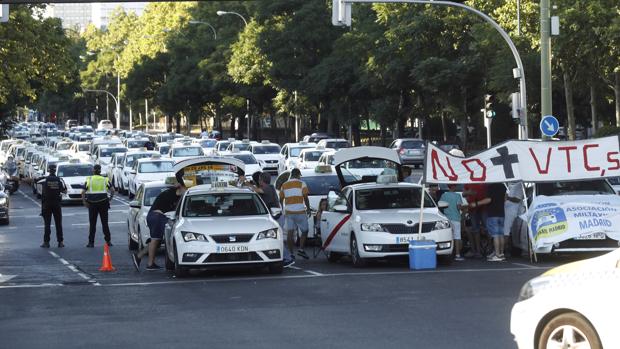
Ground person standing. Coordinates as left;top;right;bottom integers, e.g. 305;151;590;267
439;184;468;261
503;181;524;250
463;183;487;258
38;164;66;248
279;168;311;261
472;183;506;261
132;179;185;271
82;164;114;248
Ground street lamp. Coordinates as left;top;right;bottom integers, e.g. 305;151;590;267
217;10;251;138
83;89;119;126
188;20;217;39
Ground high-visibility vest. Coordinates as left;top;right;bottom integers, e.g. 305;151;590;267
86;175;108;194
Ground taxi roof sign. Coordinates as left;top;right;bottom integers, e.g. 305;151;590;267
314;165;332;173
261;140;271;144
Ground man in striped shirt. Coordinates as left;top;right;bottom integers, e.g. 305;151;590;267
279;168;312;260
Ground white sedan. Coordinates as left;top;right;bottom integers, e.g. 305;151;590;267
128;158;175;198
127;181;174;250
511;248;620;349
55;160;93;204
163;157;284;277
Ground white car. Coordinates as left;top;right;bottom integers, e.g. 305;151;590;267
68;141;91;162
168;144;204;161
226;139;255;153
278;141;316;173
214;139;235;156
115;150;159;195
317;150;336;169
128;181;174;250
54;140;74;156
193;138;217;156
98;120;113;130
124;137;150;150
320;146;453;266
94;145;127;177
127;157;175;198
511;179;620;256
248;141;281;173
34;156;69;197
107;152;126;184
316;138;350;150
296;148;332;170
163;157;284;277
221;150;262;179
511;248;620;349
55;160;93;203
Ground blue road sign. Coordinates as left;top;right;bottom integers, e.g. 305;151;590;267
540;115;559;137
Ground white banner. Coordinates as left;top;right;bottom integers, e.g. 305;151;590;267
424;136;620;184
527;195;620;250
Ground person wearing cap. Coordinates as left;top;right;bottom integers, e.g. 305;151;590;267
132;176;186;271
82;164;114;248
38;164;67;248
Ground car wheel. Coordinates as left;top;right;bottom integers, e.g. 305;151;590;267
350;234;367;268
327;251;341;263
128;221;138;251
537;312;601;349
173;241;188;278
267;261;283;274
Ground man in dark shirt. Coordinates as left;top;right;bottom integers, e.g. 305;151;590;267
38;164;67;248
132;178;185;271
470;183;506;261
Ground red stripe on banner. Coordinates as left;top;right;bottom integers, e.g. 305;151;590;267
321;214;351;250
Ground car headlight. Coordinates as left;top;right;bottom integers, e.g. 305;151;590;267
518;276;551;301
181;231;207;242
361;223;383;232
433;220;451;230
257;229;278;240
0;197;6;206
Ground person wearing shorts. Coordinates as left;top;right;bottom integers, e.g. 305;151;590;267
279;168;311;260
463;183;487;258
439;184;468;261
132;179;185;271
472;183;506;261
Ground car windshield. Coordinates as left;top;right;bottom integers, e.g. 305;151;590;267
230;154;257;164
16;148;25;157
401;140;425;149
326;141;349;149
290;147;312;158
340;158;398;184
232;143;251;151
607;177;620;185
57;143;72;150
302;151;324;162
47;131;60;137
100;147;127;158
173;147;203;157
356;187;435;210
139;161;174;173
127;140;148;148
78;127;92;133
183;193;267;217
197;140;216;148
252;145;280;154
302;175;344;195
126;153;152;167
158;146;170;155
144;186;172;206
217;142;231;150
57;164;93;177
535;180;615;196
78;144;90;151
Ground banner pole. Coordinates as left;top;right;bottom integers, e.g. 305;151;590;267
418;184;426;240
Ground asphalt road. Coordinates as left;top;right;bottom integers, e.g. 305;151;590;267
0;181;568;349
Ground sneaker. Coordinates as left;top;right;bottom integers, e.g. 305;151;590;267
454;255;465;261
297;249;309;260
86;243;94;248
486;252;496;261
57;242;64;248
146;263;162;271
40;242;50;248
487;255;505;262
283;259;296;268
131;253;141;271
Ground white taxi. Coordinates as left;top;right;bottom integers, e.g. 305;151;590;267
511;248;620;349
168;143;205;161
94;145;127;177
163;157;284;277
54;140;74;156
192;138;217;156
55;160;93;203
221;150;262;178
320;146;453;266
127;156;175;198
248;141;281;174
68;141;91;162
296;147;332;170
115;150;158;195
127;181;174;250
278;141;316;173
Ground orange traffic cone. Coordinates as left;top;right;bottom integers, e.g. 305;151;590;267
99;244;116;272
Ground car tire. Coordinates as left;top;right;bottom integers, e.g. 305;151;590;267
173;241;188;278
164;245;175;271
267;261;284;274
128;221;138;251
537;312;601;349
327;251;341;263
350;234;367;268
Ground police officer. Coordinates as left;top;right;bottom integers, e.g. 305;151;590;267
82;164;114;248
38;164;66;248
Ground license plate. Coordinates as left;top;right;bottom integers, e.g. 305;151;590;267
407;150;421;155
396;236;418;244
574;233;606;240
216;245;249;253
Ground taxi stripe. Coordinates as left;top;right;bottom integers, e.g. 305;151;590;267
321;214;351;250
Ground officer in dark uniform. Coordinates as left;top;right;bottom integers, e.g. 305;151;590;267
38;164;67;248
82;164;114;248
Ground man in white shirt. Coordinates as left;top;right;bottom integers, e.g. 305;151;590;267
504;181;524;239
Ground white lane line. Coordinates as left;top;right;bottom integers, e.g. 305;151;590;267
0;274;17;283
288;266;324;276
18;189;41;208
113;197;129;205
0;283;64;289
48;251;99;286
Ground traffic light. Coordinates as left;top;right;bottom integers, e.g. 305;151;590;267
484;94;495;118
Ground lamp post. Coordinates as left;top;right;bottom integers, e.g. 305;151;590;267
84;89;119;125
217;10;251;138
188;20;218;39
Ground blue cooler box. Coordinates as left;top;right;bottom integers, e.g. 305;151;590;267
409;240;437;270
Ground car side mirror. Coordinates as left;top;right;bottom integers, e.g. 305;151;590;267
129;200;141;209
165;212;176;221
333;204;349;213
130;170;136;175
270;207;282;217
437;200;449;209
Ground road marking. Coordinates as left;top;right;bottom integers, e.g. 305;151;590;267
18;189;41;208
511;262;539;269
0;274;17;283
0;283;63;289
288;266;325;276
48;251;100;286
113;197;129;205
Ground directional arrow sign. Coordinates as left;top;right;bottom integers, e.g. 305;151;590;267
540;115;559;137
